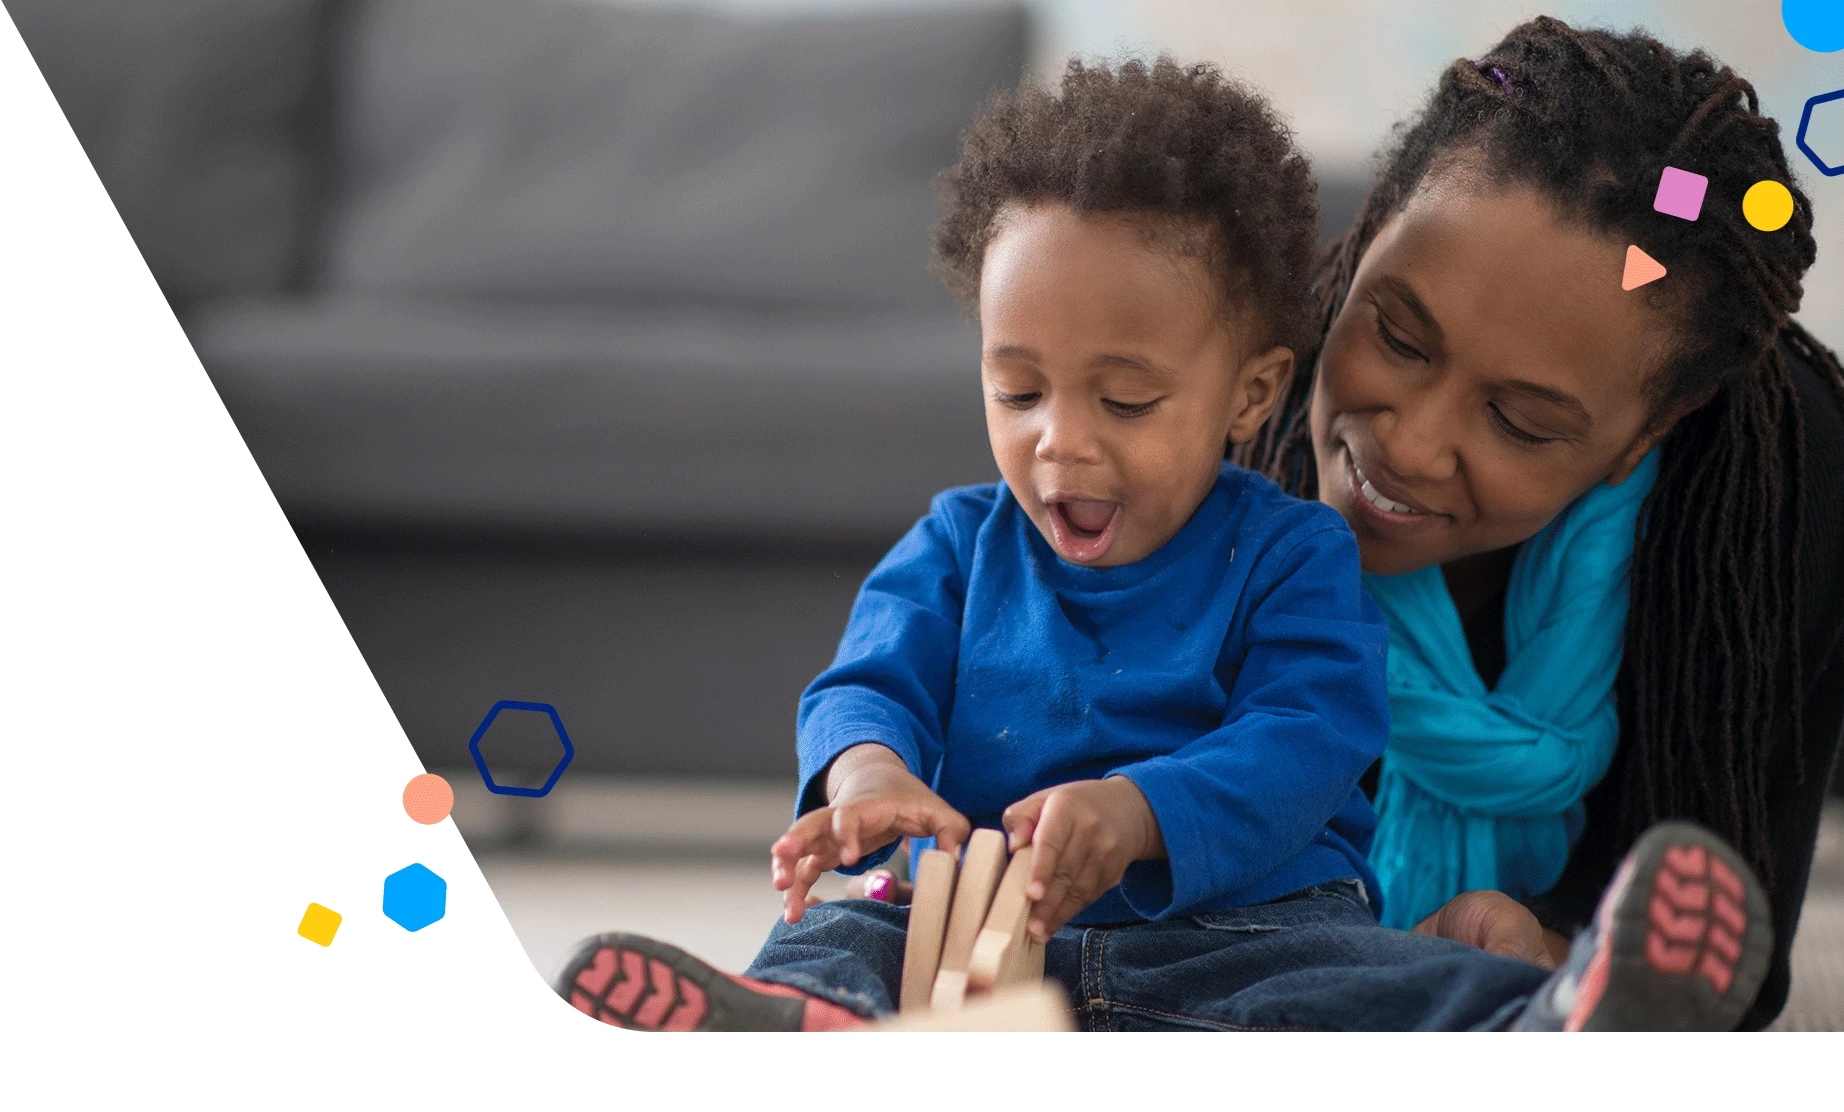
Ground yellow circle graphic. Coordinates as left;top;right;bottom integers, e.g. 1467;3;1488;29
1742;180;1794;232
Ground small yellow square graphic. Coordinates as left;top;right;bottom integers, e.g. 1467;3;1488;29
298;902;343;947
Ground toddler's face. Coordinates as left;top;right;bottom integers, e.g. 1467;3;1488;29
978;203;1289;567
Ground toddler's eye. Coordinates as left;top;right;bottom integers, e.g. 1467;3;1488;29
992;391;1040;409
1103;398;1160;418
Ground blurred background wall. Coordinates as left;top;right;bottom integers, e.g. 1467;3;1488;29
646;0;1844;343
8;0;1839;797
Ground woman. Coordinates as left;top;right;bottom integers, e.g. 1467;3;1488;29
556;18;1844;1030
1239;16;1844;1030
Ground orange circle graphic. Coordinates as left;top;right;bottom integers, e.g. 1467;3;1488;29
402;773;455;825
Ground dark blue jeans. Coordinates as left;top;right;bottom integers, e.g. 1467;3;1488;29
744;880;1552;1031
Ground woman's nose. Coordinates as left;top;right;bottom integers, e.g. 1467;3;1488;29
1371;391;1459;482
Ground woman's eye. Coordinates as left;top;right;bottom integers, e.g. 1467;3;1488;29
1103;398;1160;418
992;391;1040;409
1488;403;1556;445
1373;313;1426;361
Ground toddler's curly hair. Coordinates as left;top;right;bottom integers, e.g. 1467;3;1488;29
932;56;1319;355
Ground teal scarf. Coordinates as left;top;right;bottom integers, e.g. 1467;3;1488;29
1362;449;1659;929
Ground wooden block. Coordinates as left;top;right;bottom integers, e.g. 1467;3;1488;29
865;982;1075;1033
898;848;958;1014
992;931;1043;990
928;968;969;1011
930;828;1008;1007
1020;936;1045;983
968;846;1035;991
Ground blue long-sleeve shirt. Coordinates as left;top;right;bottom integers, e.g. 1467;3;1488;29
796;461;1391;924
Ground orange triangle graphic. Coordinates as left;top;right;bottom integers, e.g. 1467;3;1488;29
1622;245;1666;291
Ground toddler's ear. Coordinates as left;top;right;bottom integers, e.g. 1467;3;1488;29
1226;345;1294;445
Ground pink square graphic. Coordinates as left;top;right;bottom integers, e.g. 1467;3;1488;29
1653;166;1708;221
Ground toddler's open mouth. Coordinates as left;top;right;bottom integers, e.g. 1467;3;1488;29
1047;498;1122;563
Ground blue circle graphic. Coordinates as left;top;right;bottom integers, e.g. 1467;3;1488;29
1785;0;1844;52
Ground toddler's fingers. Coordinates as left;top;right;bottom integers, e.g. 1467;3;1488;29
771;810;837;875
770;831;820;890
1026;855;1078;940
783;868;814;922
782;852;834;922
771;837;828;892
923;807;972;857
1032;855;1109;939
1001;792;1046;854
795;851;832;894
1023;801;1073;904
831;799;895;868
1028;858;1081;942
1032;840;1099;944
1035;884;1095;940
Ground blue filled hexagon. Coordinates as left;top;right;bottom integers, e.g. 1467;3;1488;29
382;863;447;932
467;700;574;797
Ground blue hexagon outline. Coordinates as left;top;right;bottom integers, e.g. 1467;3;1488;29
467;699;575;797
1796;88;1844;177
382;862;447;932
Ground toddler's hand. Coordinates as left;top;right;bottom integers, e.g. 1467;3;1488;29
1002;776;1165;942
770;743;970;924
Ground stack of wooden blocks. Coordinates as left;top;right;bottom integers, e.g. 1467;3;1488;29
900;828;1047;1012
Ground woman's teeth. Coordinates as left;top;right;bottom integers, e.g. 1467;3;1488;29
1351;458;1425;515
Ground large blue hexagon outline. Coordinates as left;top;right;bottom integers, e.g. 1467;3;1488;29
1796;88;1844;177
467;699;575;797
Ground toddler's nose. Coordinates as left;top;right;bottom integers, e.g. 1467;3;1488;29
1034;405;1103;466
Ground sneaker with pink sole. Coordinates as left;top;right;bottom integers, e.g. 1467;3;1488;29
552;932;867;1032
1516;820;1774;1031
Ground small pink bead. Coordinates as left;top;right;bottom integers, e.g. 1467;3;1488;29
866;873;894;902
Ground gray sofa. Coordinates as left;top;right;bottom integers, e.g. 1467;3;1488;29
11;0;1383;784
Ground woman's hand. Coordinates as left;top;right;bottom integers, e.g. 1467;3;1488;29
1412;889;1565;969
769;743;970;924
1001;776;1165;942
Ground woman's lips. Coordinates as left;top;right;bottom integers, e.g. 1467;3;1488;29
1343;447;1441;533
1047;499;1122;563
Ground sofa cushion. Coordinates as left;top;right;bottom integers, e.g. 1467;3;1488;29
321;0;1027;312
8;0;332;308
192;296;995;538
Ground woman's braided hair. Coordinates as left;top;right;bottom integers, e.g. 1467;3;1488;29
1239;17;1844;881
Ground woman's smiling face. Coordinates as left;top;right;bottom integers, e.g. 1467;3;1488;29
1312;173;1678;575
